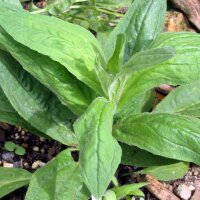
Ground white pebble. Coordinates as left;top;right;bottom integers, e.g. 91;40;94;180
33;146;39;152
3;161;13;168
31;160;45;169
175;184;192;200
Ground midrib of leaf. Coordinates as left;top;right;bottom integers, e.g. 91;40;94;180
95;103;105;196
118;118;200;160
171;102;200;114
151;34;200;48
0;178;31;186
146;123;200;158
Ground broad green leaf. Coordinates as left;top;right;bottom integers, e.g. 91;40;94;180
115;91;155;119
106;34;125;74
117;33;200;113
109;47;175;109
25;150;90;200
122;47;176;73
0;86;45;136
74;97;122;199
0;4;106;95
0;167;31;198
104;0;166;63
0;0;22;8
114;113;200;165
0;28;94;116
120;143;177;167
138;162;189;181
112;183;147;199
0;51;77;145
154;81;200;117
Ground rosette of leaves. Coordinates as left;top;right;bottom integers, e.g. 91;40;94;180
1;0;200;199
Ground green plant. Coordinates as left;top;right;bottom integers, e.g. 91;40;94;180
0;0;200;199
28;0;133;46
4;141;26;155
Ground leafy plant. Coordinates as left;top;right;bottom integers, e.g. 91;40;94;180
4;141;26;155
28;0;133;45
0;0;200;199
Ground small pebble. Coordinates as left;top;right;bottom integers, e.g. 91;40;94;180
24;162;30;169
39;137;45;142
2;152;15;162
3;161;14;168
189;185;196;191
21;131;25;135
14;160;23;168
194;171;199;176
188;171;192;176
40;148;45;153
33;146;39;152
31;160;45;169
175;184;192;200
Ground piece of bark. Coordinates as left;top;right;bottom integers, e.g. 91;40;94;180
139;175;179;200
190;189;200;200
170;0;200;30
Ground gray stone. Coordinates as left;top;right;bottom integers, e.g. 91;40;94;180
2;152;15;162
175;184;192;200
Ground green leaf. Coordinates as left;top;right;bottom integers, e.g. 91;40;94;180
0;167;31;198
120;143;177;167
114;113;200;165
0;5;106;95
0;0;22;8
154;81;200;117
108;47;175;110
104;0;166;63
122;47;176;73
74;97;122;199
117;34;200;113
47;0;75;15
138;162;189;181
0;51;77;145
25;150;89;200
15;145;26;156
103;190;116;200
115;91;155;119
0;86;45;137
112;183;147;199
0;28;94;116
106;34;125;74
4;141;16;151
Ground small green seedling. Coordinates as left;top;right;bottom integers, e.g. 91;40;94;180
4;141;26;156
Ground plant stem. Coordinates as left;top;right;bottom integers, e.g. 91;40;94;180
31;8;47;14
92;195;102;200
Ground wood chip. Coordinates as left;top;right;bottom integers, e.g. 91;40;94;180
170;0;200;30
139;175;179;200
190;189;200;200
